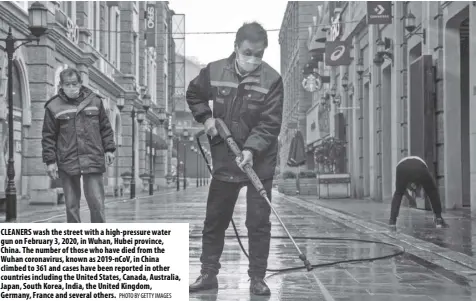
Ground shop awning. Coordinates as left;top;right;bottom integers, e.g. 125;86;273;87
308;26;327;52
303;27;327;76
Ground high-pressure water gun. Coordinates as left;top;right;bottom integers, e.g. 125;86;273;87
193;119;267;200
214;119;269;200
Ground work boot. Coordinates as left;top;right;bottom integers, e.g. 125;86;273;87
189;273;218;292
250;276;270;296
434;216;448;228
388;218;397;230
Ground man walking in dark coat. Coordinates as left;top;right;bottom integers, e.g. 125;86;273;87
186;22;284;296
42;68;116;223
390;156;448;228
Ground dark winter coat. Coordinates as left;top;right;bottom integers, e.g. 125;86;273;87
186;53;284;182
41;86;115;176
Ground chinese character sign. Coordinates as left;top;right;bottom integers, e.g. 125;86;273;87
146;4;156;47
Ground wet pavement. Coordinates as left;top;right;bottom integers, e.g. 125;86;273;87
7;185;475;300
297;197;476;257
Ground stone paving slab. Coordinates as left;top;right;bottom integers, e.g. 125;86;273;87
0;187;178;223
298;196;476;257
16;186;475;300
282;193;476;287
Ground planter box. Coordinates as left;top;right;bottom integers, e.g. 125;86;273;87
297;178;317;195
317;174;351;199
140;177;150;192
278;179;298;195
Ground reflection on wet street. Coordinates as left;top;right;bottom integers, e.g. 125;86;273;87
301;197;476;259
35;187;474;300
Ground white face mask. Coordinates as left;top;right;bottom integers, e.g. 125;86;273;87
236;52;262;73
63;87;80;99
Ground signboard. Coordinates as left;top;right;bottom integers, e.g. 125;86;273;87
329;8;342;41
367;1;392;25
146;4;156;47
302;74;322;92
325;41;351;66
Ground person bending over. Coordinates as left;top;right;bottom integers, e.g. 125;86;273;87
389;156;448;228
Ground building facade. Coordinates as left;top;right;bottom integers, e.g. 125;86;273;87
0;1;179;204
303;1;476;210
278;1;322;175
170;55;210;181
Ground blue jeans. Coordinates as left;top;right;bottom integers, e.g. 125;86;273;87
199;178;273;279
59;171;106;223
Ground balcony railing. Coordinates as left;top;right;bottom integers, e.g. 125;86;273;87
93;54;121;81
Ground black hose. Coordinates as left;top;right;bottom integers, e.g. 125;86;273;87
195;134;405;273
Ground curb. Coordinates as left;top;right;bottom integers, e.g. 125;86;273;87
277;192;476;284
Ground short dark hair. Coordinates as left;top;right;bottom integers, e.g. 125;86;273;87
59;68;82;84
235;22;268;48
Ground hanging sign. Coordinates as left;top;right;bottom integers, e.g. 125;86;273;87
367;2;392;25
146;4;156;47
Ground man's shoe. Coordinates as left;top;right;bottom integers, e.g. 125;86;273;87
389;218;397;229
434;217;448;228
250;277;270;296
189;274;218;292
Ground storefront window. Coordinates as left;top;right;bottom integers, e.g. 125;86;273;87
12;63;22;109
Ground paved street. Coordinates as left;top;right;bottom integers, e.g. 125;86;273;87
296;197;476;272
5;186;473;300
298;197;476;256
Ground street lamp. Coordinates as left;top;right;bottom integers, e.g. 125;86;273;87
330;85;337;97
356;58;371;82
142;94;158;195
356;59;364;76
191;146;199;187
4;1;48;222
341;73;348;90
204;149;211;185
154;108;166;193
182;129;189;190
404;11;426;44
200;147;210;186
374;38;394;67
117;98;144;199
168;129;180;191
333;94;342;106
199;149;203;186
141;94;156;195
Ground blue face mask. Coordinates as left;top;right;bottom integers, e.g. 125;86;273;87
236;52;262;73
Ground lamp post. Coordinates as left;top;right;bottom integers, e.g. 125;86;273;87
141;97;167;195
4;2;48;222
167;129;180;191
191;146;199;187
182;129;189;190
204;149;211;185
141;94;153;195
200;147;209;187
154;108;166;192
199;152;202;186
117;98;144;199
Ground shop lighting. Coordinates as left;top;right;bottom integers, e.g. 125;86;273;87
341;73;348;90
333;94;341;106
404;11;426;44
374;38;394;67
330;84;337;97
